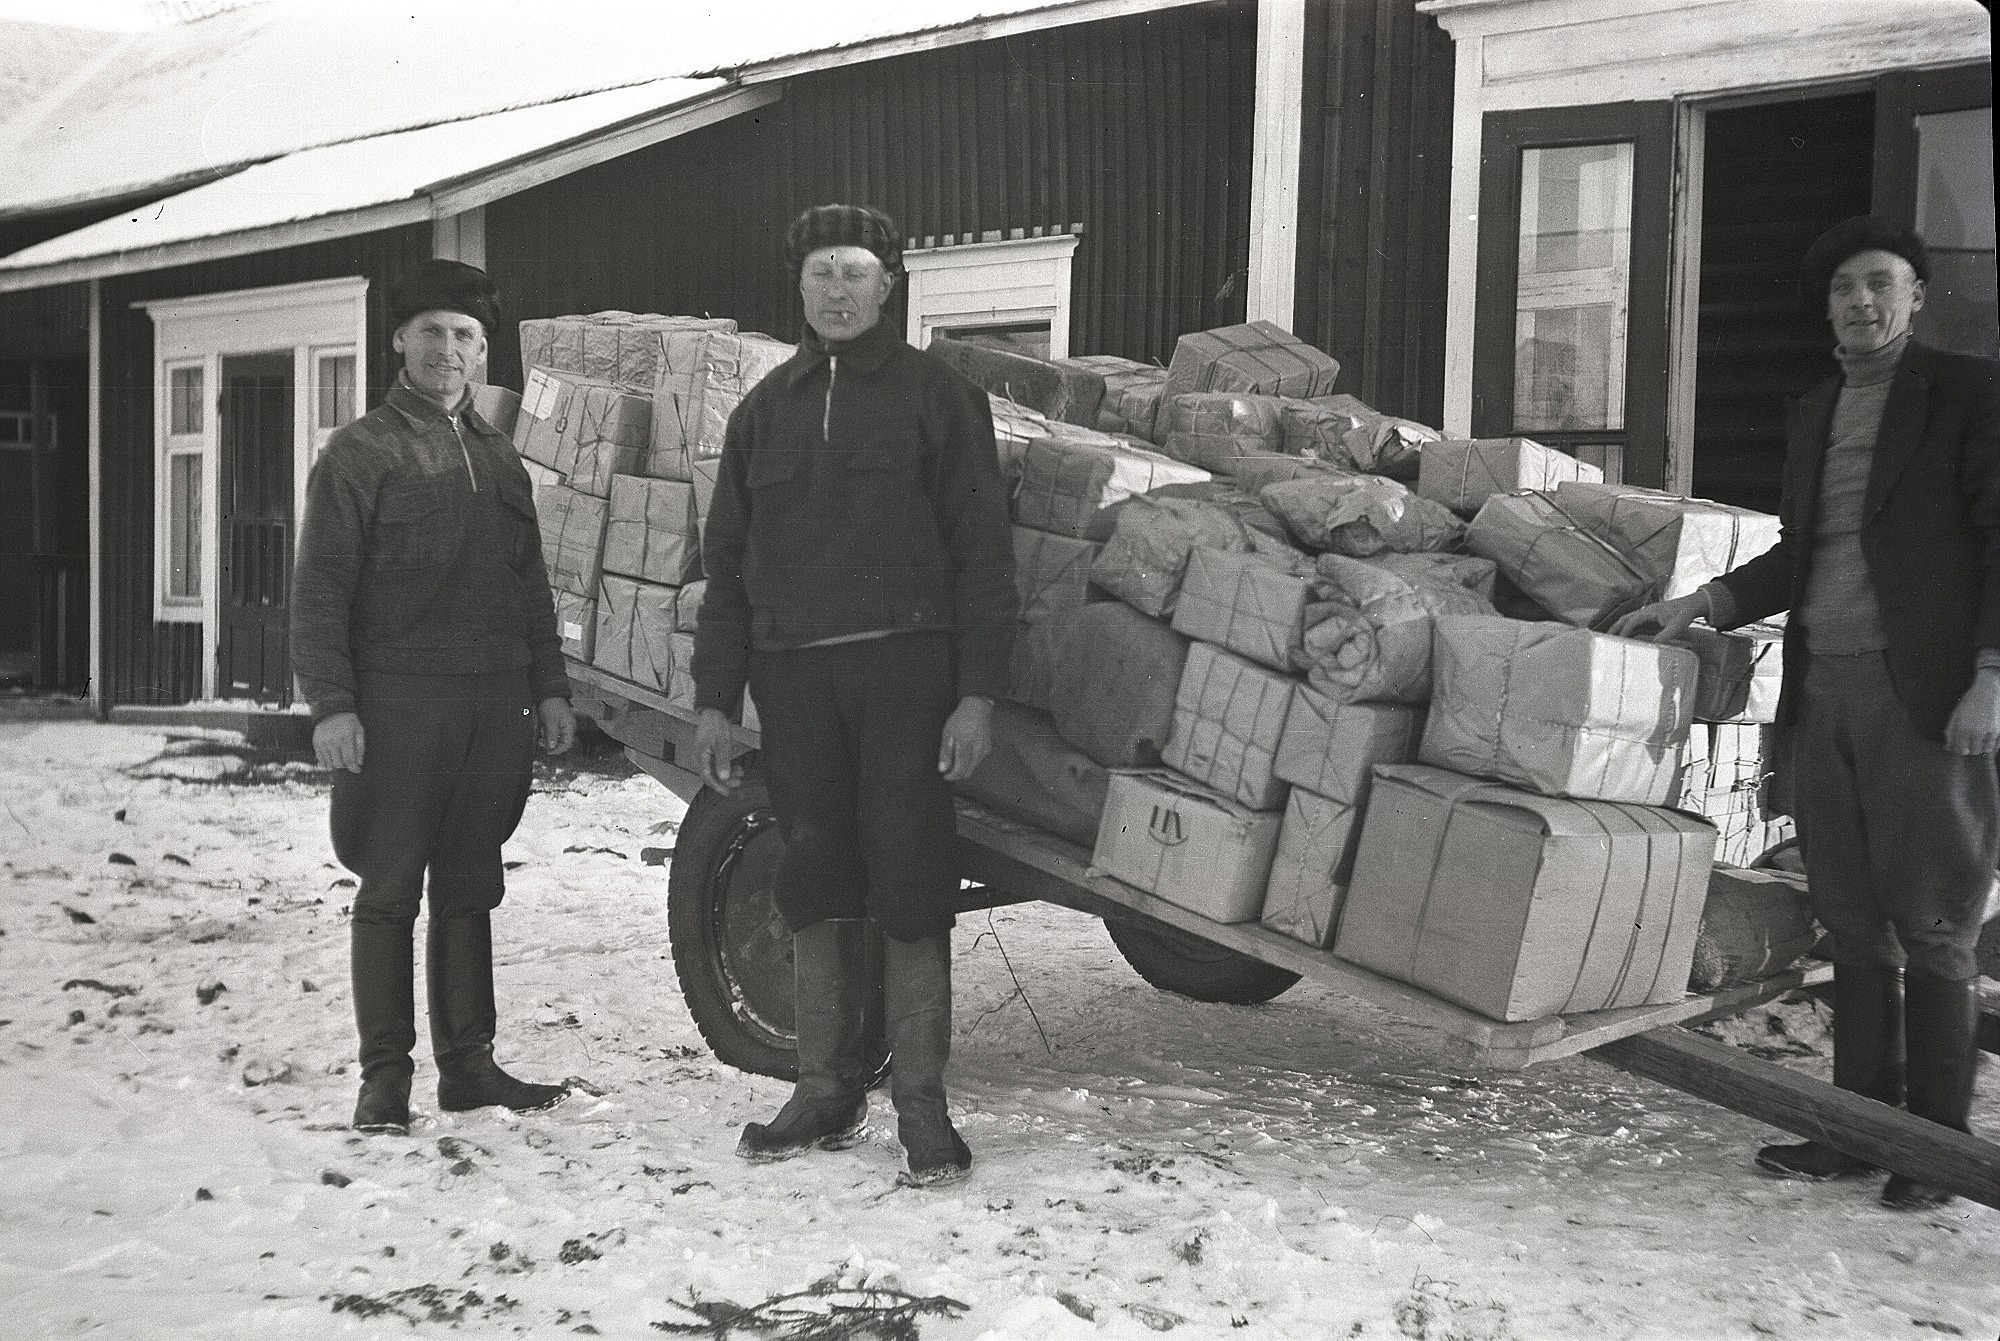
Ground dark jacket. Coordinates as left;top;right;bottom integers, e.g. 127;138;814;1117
1715;342;2000;740
691;319;1017;714
291;378;570;723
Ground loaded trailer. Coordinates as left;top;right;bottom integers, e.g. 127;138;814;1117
567;658;2000;1210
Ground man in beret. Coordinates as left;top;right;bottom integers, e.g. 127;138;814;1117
691;204;1017;1186
293;258;574;1134
1617;217;2000;1209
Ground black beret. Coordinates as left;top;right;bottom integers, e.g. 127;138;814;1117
389;259;501;335
1800;216;1931;307
784;204;903;279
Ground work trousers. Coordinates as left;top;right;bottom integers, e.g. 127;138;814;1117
331;668;537;925
1789;650;1998;979
748;632;959;942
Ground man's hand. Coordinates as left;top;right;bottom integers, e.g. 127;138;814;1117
1944;670;2000;755
538;697;576;754
1610;592;1710;643
937;695;995;783
314;712;365;773
695;707;747;795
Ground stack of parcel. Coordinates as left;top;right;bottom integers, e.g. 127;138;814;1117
505;311;793;716
943;319;1807;1025
513;313;1812;1026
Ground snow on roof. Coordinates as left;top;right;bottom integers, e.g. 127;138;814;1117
0;0;1175;221
0;75;734;287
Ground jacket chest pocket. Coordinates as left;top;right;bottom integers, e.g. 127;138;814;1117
371;479;459;569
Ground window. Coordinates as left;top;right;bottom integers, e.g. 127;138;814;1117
1512;142;1634;434
162;361;205;607
1913;105;1997;358
311;347;357;464
903;234;1080;360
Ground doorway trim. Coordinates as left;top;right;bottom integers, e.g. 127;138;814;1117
136;276;366;699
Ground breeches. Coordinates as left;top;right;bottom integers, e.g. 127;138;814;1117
331;668;536;924
748;632;959;942
1789;650;1998;978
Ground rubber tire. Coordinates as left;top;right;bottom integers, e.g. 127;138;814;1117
666;784;891;1084
1104;916;1300;1005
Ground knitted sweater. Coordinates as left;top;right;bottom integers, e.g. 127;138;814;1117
290;378;570;722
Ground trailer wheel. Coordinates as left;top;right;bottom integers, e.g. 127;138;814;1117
1104;917;1299;1005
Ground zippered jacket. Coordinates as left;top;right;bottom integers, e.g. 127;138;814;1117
692;319;1018;714
291;377;570;723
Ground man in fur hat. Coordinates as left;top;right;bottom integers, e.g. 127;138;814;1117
1617;217;2000;1209
293;258;573;1134
690;204;1017;1186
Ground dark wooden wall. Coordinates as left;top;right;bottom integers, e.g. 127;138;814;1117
1294;0;1456;426
96;224;430;705
486;1;1264;386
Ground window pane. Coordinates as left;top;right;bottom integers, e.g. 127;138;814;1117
169;454;202;600
1514;142;1633;432
317;353;356;429
1914;107;1997;359
170;366;204;435
937;321;1052;362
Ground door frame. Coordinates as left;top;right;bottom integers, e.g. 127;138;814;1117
138;276;366;699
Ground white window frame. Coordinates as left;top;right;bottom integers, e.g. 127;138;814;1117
138;276;367;697
902;234;1080;359
158;359;207;616
308;344;360;469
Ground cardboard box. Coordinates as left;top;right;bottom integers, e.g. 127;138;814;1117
1260;789;1365;948
650;329;795;481
956;701;1111;848
1170;547;1314;673
518;312;737;389
1054;354;1169;440
929;337;1105;426
515;369;649;495
1046;602;1191;769
1336;764;1717;1022
1161;642;1295;811
554;590;596;662
1689;866;1817;992
1092;493;1262;619
1015;434;1211;540
1158;393;1286;473
1300;553;1495;705
521;458;562;506
1285;394;1437;479
1422;616;1697;806
1273;687;1423;805
602;474;701;586
1676;623;1783;724
592;574;679;690
1092;769;1285;923
1464;491;1654;630
1013;527;1102;625
538;483;609;599
1164;321;1341;404
1552;481;1780;601
1259;473;1464;558
1419;437;1601;518
469;384;520;438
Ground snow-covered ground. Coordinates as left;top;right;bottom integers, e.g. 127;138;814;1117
2;719;1995;1340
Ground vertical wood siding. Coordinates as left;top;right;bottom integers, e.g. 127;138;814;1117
486;2;1261;383
96;225;430;705
1293;0;1455;426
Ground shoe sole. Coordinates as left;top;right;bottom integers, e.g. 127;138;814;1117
735;1123;867;1163
353;1121;411;1135
895;1164;971;1189
438;1090;570;1116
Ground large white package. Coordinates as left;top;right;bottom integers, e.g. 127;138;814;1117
1014;434;1210;540
1273;686;1423;805
602;474;700;586
1260;789;1366;948
1092;769;1284;923
1418;437;1601;517
1161;641;1295;810
1465;490;1653;630
650;330;795;482
1552;481;1780;601
1170;547;1316;672
592;574;679;690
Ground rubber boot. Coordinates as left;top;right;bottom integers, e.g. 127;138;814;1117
737;919;872;1161
351;916;417;1134
1881;970;1979;1210
1757;962;1902;1181
427;913;568;1114
884;933;971;1187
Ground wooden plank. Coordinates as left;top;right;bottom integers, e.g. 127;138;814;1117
1594;1029;2000;1211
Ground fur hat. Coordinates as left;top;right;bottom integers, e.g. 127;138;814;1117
784;204;903;279
389;259;501;335
1800;216;1931;307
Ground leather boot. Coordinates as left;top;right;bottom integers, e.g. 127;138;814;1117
884;933;971;1187
427;913;567;1114
351;916;417;1134
737;919;872;1161
1881;970;1978;1211
1757;962;1902;1181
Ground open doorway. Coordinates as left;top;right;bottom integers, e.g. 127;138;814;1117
1690;93;1874;514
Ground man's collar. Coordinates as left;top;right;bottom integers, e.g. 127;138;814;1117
785;317;902;387
386;373;472;426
